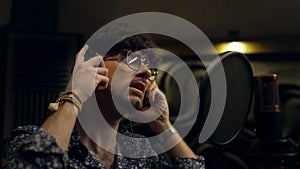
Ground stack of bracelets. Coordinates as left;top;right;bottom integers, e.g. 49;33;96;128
48;91;83;112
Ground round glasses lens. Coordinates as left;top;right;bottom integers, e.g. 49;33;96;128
141;50;162;68
126;51;140;70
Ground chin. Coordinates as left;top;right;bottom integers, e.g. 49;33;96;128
130;97;143;110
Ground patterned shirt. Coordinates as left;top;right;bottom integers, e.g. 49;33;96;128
3;125;205;169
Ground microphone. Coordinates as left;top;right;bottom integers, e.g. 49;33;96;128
254;74;282;140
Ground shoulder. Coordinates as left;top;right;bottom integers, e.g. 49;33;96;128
8;125;56;148
9;125;40;141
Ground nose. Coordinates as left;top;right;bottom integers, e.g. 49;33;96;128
135;63;152;80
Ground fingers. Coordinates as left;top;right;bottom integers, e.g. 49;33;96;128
74;44;105;70
70;46;110;102
96;67;108;76
149;88;166;104
95;74;109;90
75;45;89;65
99;57;106;68
86;55;104;67
149;88;158;102
146;81;158;97
96;52;106;68
94;67;109;90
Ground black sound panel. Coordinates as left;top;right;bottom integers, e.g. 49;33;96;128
2;32;82;165
9;0;58;32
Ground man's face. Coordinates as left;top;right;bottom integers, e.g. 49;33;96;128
100;52;153;110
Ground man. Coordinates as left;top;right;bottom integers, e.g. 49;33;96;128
4;26;205;168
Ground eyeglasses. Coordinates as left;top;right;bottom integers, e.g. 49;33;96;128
104;50;159;81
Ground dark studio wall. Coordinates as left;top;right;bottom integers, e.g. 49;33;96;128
0;0;83;166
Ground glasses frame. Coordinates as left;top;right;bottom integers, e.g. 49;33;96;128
103;50;159;81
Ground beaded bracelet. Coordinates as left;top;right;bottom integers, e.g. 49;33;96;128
48;91;83;112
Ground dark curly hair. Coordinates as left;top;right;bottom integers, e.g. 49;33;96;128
85;23;157;60
106;34;157;57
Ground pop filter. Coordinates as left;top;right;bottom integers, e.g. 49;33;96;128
196;51;254;145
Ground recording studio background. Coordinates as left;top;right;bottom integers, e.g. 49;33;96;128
1;0;300;168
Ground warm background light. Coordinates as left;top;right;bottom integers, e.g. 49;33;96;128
215;41;256;54
214;40;300;54
225;41;245;53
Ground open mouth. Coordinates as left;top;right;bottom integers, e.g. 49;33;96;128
129;81;145;93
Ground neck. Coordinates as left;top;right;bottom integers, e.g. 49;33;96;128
96;89;123;123
77;122;118;169
76;90;123;168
